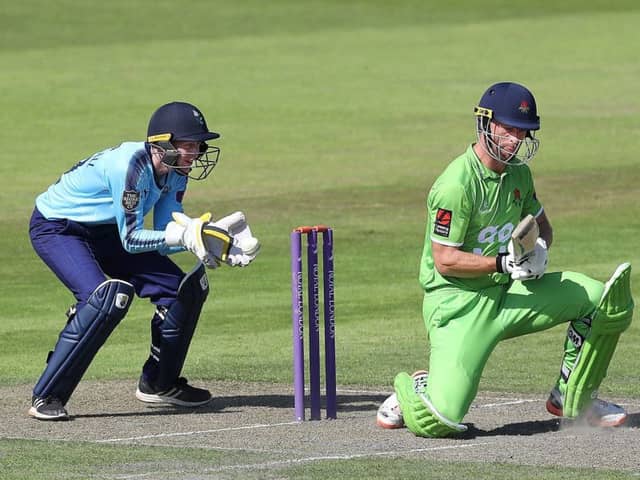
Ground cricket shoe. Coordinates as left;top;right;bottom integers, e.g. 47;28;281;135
377;393;403;429
29;395;69;421
376;370;428;429
546;387;627;427
136;376;212;407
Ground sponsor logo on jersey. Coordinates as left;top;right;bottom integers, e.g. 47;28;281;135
434;208;452;237
122;190;140;211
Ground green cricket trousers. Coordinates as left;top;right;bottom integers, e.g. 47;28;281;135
423;271;603;423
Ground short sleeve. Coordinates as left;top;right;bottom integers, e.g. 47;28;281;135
427;179;471;247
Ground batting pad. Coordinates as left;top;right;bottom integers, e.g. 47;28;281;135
394;372;467;438
563;263;634;418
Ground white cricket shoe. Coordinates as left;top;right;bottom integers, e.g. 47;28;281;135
376;370;428;429
584;399;627;427
546;387;627;427
377;392;404;429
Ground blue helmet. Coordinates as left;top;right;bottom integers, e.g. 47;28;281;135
147;101;221;180
147;101;220;143
474;82;540;131
474;82;540;165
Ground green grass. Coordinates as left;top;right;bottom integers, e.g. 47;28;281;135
1;0;639;478
2;439;638;480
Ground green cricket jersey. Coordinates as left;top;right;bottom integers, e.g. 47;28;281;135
419;144;543;292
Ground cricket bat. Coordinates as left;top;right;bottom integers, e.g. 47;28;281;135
511;214;539;261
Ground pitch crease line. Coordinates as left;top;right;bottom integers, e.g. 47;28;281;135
97;421;300;443
109;442;496;479
477;399;539;408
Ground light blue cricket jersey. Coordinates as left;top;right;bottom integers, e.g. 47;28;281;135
36;141;187;255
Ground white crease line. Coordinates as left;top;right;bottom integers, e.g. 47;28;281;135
336;388;541;404
476;395;539;401
338;388;393;395
109;442;496;479
272;441;496;461
340;388;640;410
476;398;640;409
477;399;539;408
97;421;299;443
337;388;540;409
97;399;529;445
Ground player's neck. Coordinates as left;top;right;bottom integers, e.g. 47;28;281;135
472;142;506;174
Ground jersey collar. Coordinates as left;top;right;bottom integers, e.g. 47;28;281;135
467;144;505;181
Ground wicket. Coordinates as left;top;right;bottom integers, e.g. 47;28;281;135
290;225;337;421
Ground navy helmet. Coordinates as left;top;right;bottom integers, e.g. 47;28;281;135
474;82;540;165
474;82;540;131
147;101;220;180
148;101;220;142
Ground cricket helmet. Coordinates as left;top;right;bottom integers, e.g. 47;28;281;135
473;82;540;165
147;101;221;180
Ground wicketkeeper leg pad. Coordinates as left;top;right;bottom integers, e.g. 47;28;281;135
153;262;210;389
33;280;135;404
564;263;634;418
394;372;467;438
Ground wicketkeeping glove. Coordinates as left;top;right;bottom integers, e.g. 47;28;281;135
203;211;260;267
164;212;219;268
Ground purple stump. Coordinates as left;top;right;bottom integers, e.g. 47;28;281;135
307;229;321;420
290;231;305;422
322;228;337;419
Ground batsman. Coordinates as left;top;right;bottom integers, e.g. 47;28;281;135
377;82;634;437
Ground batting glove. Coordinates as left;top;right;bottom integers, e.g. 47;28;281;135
496;239;519;275
511;238;548;281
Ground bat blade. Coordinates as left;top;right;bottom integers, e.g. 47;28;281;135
511;214;539;260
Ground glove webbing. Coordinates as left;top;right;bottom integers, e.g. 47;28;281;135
202;225;232;261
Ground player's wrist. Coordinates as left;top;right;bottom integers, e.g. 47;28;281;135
164;221;185;247
496;253;508;273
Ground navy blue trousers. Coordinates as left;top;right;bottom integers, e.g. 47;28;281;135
29;207;187;388
29;208;183;310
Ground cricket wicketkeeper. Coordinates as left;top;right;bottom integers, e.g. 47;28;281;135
29;101;260;420
376;82;634;437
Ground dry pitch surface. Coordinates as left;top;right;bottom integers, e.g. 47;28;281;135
2;380;640;477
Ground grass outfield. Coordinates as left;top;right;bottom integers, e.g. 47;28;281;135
1;1;639;478
2;438;638;480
